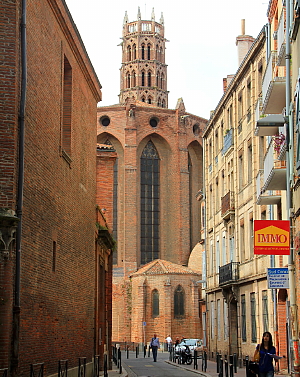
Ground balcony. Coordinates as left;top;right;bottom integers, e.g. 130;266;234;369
262;52;286;114
256;169;282;205
221;191;235;220
261;142;287;191
222;129;234;155
255;114;284;137
219;262;239;285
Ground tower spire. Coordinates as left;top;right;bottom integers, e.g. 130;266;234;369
137;7;141;20
160;12;164;25
151;7;155;21
123;11;128;25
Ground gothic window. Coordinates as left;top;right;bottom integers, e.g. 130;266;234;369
162;99;166;108
127;72;130;88
159;47;163;62
148;71;151;87
141;71;145;86
141;44;145;60
174;285;185;317
148;97;152;104
147;44;151;60
140;141;160;265
152;289;159;317
132;71;136;87
127;45;131;61
156;72;160;87
156;44;159;60
161;73;164;89
141;96;145;102
157;98;161;107
132;44;136;60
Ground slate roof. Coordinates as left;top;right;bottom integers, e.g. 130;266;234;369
130;259;200;277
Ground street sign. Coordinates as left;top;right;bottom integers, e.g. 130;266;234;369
267;268;289;289
143;322;146;326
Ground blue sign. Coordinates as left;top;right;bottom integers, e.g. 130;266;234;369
267;268;289;289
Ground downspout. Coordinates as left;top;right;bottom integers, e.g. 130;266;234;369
12;0;27;375
285;0;299;376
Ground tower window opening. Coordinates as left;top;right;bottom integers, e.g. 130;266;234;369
141;71;145;86
132;71;136;87
148;71;151;87
162;99;166;108
141;97;145;102
141;44;145;60
157;98;161;107
156;72;160;87
132;44;136;60
161;73;164;89
127;72;130;88
127;46;131;61
147;44;151;60
156;44;159;60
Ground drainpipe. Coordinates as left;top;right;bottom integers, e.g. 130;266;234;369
12;0;27;375
285;0;299;376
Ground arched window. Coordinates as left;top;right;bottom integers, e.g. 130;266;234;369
157;98;161;107
126;72;130;88
152;289;159;317
147;44;151;60
132;71;136;87
141;44;145;60
141;96;145;102
156;72;160;87
148;97;152;104
141;71;145;86
132;44;136;60
174;285;185;317
162;99;166;108
127;46;131;61
156;45;159;60
148;71;151;87
159;47;163;62
161;73;164;90
140;141;160;264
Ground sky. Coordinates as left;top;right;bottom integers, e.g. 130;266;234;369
65;0;269;120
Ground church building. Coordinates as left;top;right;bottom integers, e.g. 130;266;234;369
96;8;207;344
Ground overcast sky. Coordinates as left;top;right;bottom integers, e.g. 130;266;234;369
65;0;269;120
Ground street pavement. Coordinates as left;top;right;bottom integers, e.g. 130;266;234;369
105;350;248;377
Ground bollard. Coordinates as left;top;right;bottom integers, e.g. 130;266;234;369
194;350;198;370
103;354;108;377
234;353;237;373
127;345;129;359
136;346;138;358
119;350;122;375
217;353;220;373
148;346;151;357
225;355;229;377
219;355;223;377
229;355;234;377
144;345;147;358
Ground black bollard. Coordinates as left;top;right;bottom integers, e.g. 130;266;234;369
194;350;198;370
229;355;234;377
144;345;147;358
217;353;220;373
225;355;229;377
136;346;138;358
234;353;237;373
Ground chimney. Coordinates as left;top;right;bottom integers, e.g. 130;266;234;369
236;19;255;66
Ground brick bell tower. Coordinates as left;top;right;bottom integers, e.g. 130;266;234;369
119;7;168;108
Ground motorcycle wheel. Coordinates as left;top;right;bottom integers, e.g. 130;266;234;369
186;356;192;365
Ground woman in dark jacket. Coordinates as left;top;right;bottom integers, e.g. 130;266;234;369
254;332;276;377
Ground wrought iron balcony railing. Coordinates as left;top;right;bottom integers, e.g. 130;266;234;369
221;191;235;220
219;262;239;285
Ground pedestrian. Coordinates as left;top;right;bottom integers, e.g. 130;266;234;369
175;337;180;346
253;331;276;377
150;333;160;362
165;334;172;352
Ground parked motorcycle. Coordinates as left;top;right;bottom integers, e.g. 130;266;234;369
180;345;192;365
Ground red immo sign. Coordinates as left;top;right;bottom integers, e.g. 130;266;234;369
254;220;290;255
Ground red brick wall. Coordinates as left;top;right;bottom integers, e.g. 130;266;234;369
0;0;102;374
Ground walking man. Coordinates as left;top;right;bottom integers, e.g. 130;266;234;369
150;333;160;362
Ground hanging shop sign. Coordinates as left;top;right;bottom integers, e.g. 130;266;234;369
254;220;290;255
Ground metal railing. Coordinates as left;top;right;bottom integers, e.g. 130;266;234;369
30;363;44;377
0;369;8;377
58;360;68;377
219;262;239;285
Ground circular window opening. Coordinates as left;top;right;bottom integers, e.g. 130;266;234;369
193;123;200;136
149;117;159;128
100;116;110;127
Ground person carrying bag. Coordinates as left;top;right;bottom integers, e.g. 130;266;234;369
255;332;276;377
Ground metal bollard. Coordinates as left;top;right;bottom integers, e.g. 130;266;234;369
229;355;234;377
136;346;138;358
127;345;129;359
225;355;229;377
194;350;198;370
217;353;220;373
233;353;237;373
144;345;147;358
219;355;223;377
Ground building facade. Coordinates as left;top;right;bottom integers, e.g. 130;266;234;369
202;24;291;364
0;1;113;375
97;9;207;344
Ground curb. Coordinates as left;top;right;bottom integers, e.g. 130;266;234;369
165;360;213;377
